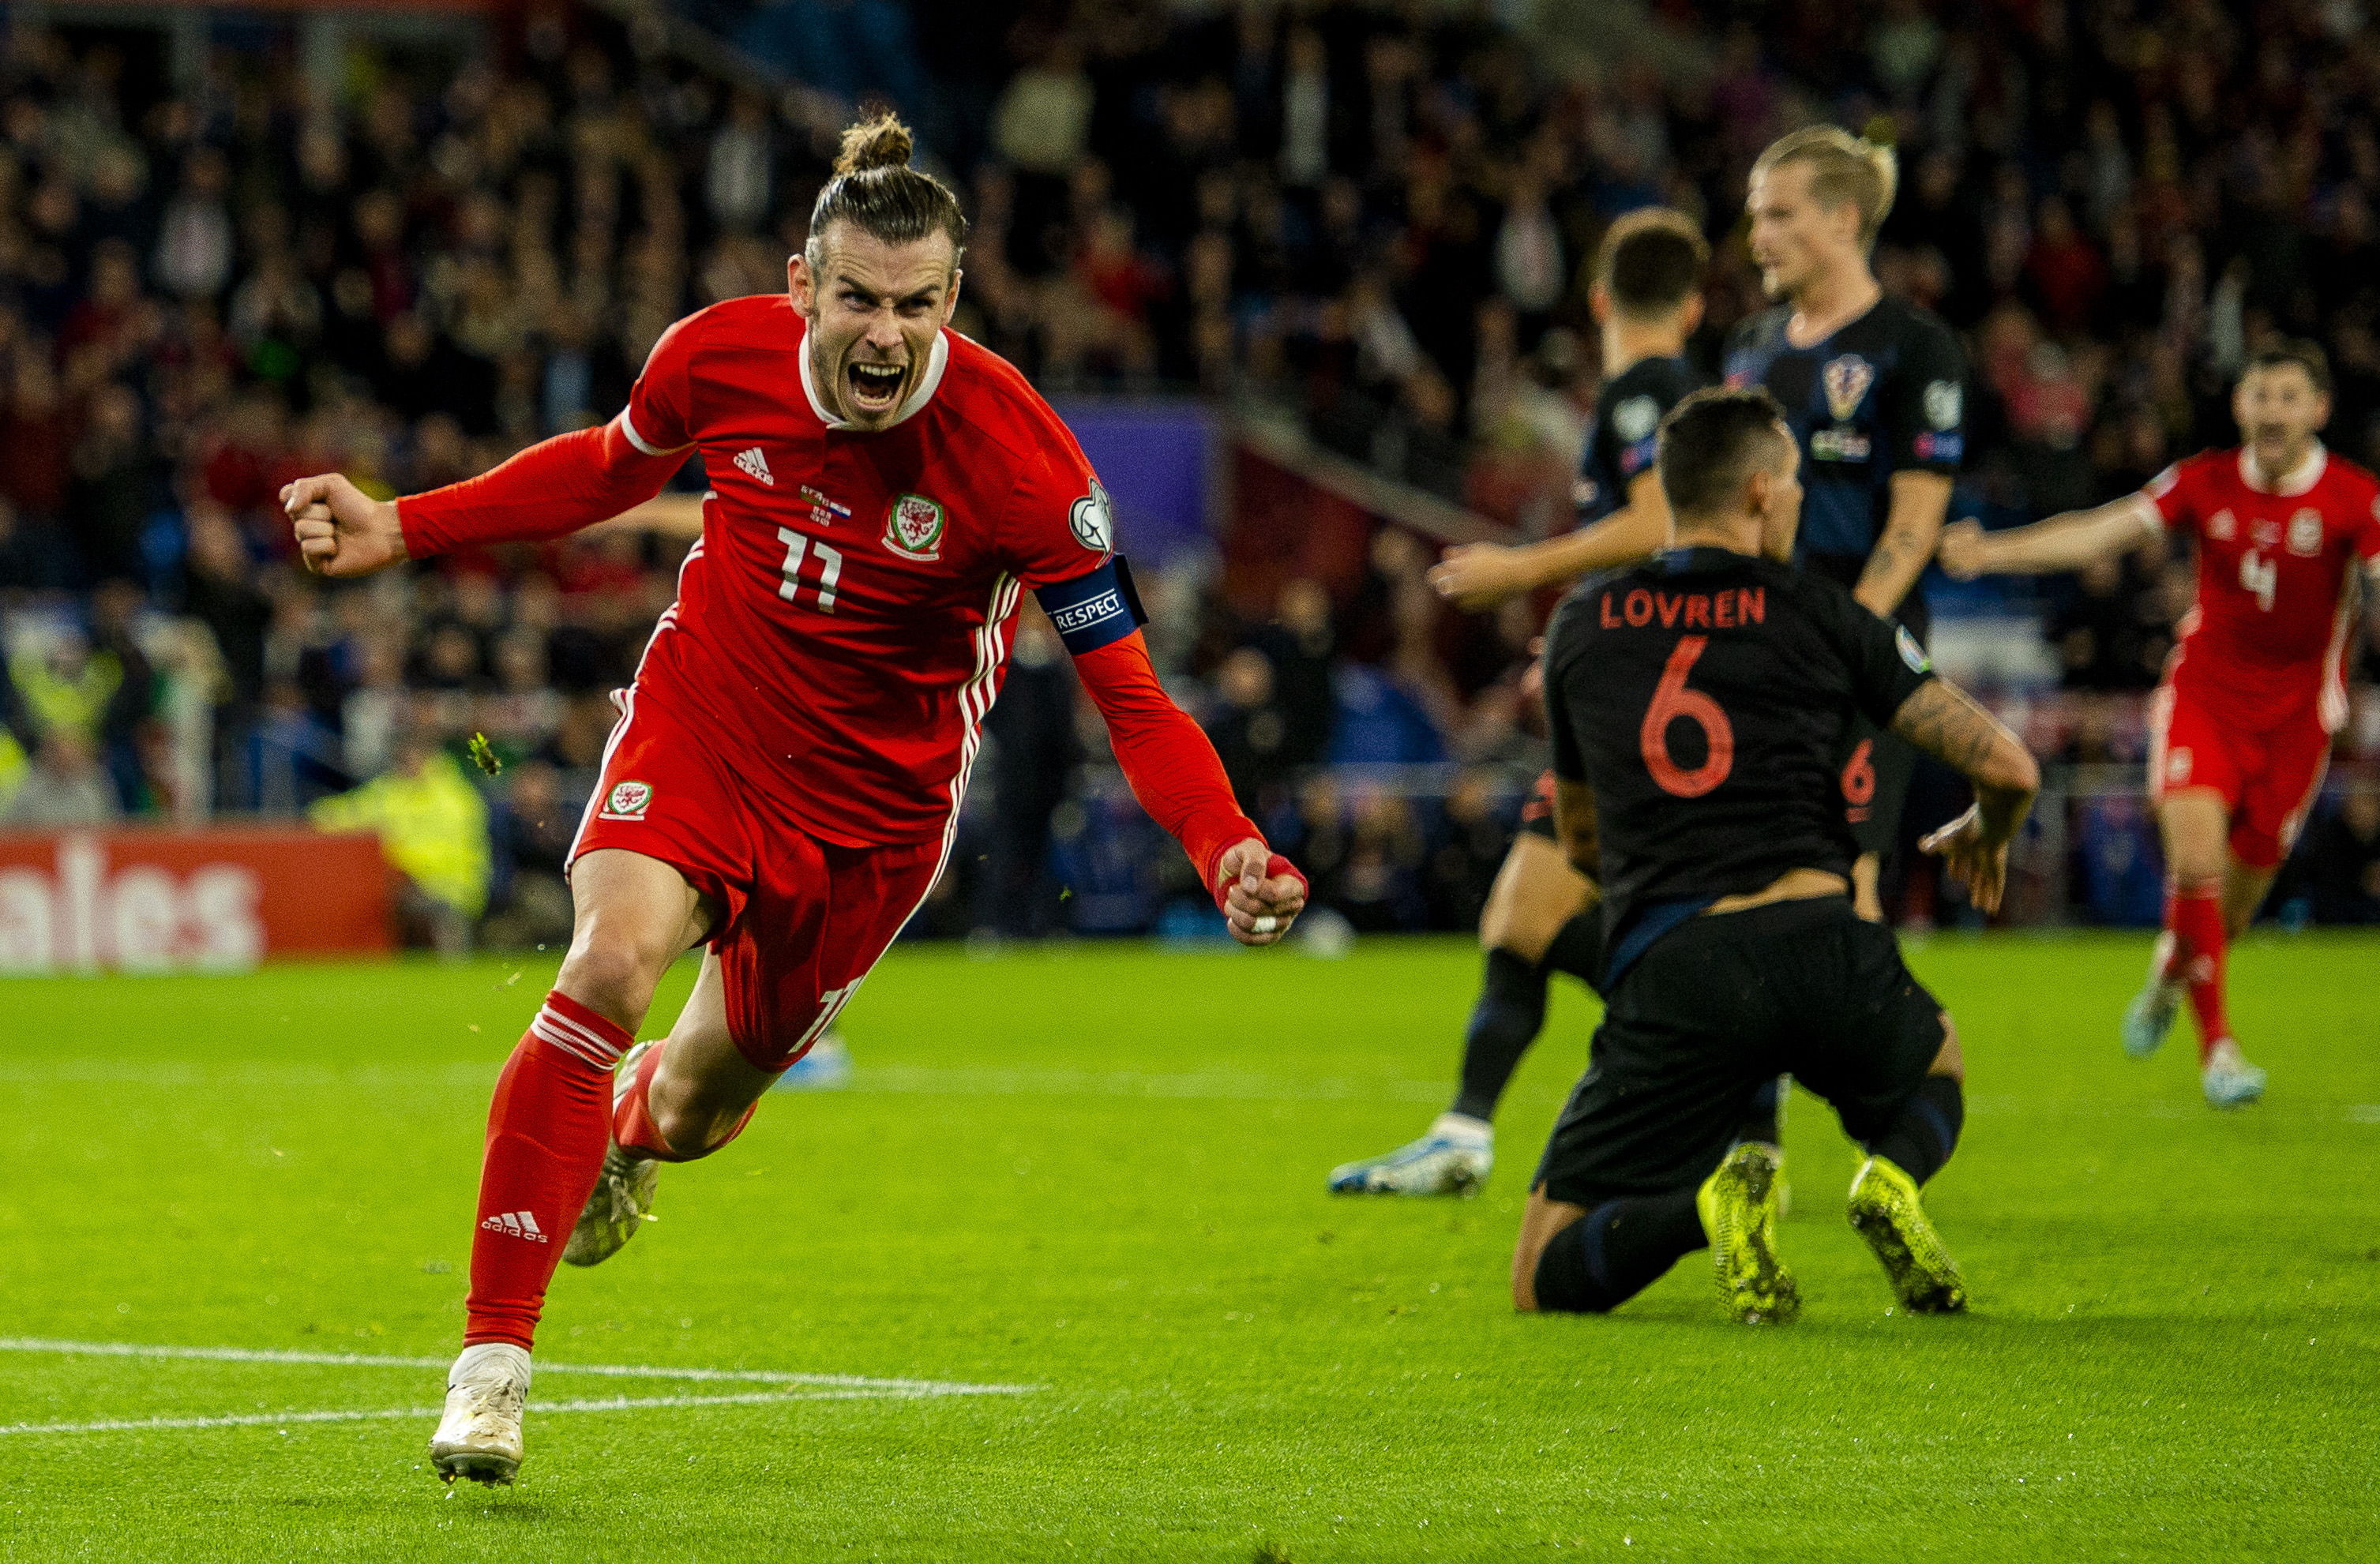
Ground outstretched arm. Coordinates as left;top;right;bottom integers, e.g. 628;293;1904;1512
282;415;690;577
1936;496;2159;579
1072;630;1308;945
1429;472;1672;611
1890;677;2040;913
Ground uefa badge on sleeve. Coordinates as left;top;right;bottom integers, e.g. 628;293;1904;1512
1069;481;1114;552
883;493;946;561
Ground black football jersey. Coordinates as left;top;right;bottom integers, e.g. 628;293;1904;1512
1544;546;1937;965
1577;354;1710;523
1722;294;1965;594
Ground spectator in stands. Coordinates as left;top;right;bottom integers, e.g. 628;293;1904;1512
309;718;490;957
0;0;2370;937
977;613;1080;940
1;729;115;827
1206;646;1292;814
2298;781;2380;925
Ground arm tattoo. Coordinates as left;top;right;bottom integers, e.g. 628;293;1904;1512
1890;680;2013;777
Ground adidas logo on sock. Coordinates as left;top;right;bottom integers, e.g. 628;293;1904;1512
480;1210;549;1243
734;446;774;486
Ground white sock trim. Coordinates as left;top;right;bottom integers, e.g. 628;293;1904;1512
1430;1112;1493;1144
452;1341;532;1391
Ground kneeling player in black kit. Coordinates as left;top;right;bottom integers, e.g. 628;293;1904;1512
1512;388;2038;1323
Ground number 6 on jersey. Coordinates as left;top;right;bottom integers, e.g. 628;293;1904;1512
1641;635;1735;797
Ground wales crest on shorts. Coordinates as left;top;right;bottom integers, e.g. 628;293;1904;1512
884;493;946;561
603;780;652;820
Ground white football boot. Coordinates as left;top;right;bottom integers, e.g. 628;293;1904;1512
2121;933;2183;1059
2201;1038;2267;1109
564;1041;660;1268
1327;1114;1493;1195
430;1342;531;1486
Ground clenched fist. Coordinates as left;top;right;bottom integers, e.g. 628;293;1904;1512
1934;519;1991;581
282;474;408;579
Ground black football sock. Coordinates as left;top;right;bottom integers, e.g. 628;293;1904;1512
1869;1075;1965;1186
1538;912;1603;996
1531;1190;1707;1314
1734;1074;1787;1146
1448;947;1547;1123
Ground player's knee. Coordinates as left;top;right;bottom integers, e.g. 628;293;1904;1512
555;930;673;1029
648;1096;719;1158
2225;824;2283;875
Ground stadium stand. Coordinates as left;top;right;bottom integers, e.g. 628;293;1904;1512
0;0;2371;946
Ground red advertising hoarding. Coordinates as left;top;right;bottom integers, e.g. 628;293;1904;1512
0;827;392;973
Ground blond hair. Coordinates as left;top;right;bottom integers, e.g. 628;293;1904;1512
1751;126;1898;246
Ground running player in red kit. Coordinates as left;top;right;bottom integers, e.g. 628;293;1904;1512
1939;342;2380;1107
282;115;1308;1486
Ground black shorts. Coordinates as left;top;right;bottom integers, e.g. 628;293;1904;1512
1533;895;1947;1208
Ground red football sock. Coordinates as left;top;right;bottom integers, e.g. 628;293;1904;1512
613;1037;760;1164
2163;885;2231;1060
462;992;632;1351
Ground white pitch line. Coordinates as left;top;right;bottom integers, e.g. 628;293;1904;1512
0;1339;1038;1397
0;1388;964;1439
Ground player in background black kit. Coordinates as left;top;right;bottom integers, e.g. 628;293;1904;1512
1329;210;1717;1196
1511;388;2037;1323
1726;127;1969;923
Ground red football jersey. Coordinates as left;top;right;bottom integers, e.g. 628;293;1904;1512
618;294;1113;846
2136;444;2380;732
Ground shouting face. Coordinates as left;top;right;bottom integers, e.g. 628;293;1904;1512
790;223;962;429
1746;159;1859;304
2232;361;2329;482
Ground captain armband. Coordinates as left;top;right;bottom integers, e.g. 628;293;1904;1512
1035;557;1148;656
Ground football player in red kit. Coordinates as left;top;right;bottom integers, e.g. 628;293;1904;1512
1939;342;2380;1107
282;115;1308;1485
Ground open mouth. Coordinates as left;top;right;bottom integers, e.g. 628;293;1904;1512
846;359;907;416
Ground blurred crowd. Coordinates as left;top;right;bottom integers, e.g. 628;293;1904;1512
0;0;2377;947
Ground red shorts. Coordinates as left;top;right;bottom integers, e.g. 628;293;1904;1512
2148;686;2333;869
571;688;947;1070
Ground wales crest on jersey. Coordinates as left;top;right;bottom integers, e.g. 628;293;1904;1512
884;493;946;561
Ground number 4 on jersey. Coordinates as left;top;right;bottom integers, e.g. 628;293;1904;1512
1641;636;1734;797
2239;549;2276;612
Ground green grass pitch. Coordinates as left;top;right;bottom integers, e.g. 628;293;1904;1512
1;932;2374;1560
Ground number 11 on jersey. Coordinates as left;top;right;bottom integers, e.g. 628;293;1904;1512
777;527;843;613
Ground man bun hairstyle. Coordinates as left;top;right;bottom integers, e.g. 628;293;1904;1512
1753;125;1898;246
809;111;969;260
1657;386;1795;517
1597;207;1709;319
2246;337;2331;396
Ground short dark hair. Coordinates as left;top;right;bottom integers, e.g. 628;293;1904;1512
1597;208;1708;318
2245;338;2330;396
1657;387;1795;516
807;113;969;261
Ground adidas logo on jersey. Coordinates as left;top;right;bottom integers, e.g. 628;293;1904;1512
480;1210;549;1243
734;447;775;486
